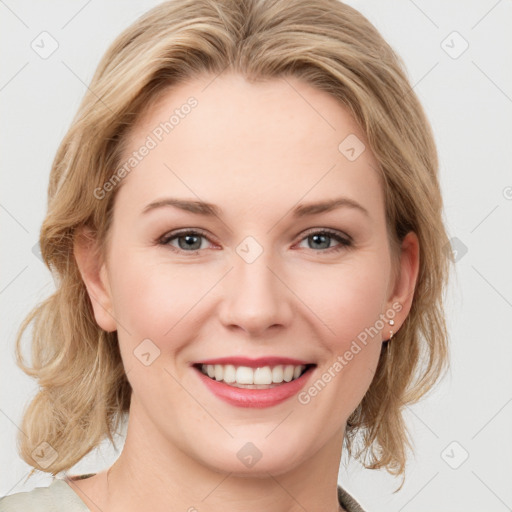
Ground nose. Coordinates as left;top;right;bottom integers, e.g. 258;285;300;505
218;247;293;337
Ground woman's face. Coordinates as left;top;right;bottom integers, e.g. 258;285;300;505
80;73;418;476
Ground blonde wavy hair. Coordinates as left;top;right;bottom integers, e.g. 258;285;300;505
15;0;452;486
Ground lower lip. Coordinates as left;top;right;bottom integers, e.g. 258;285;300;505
193;366;315;408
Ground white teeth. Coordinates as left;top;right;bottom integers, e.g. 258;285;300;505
223;364;236;383
236;366;254;384
199;363;308;386
283;365;294;382
254;366;272;385
214;364;223;381
272;365;284;383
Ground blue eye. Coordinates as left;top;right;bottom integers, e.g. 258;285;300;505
298;229;352;253
158;228;352;254
159;229;210;252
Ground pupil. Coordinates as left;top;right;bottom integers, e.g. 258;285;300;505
311;234;329;249
177;234;331;251
179;234;201;250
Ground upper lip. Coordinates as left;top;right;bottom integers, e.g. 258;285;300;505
191;357;316;368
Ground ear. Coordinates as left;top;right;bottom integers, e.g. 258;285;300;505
74;226;117;332
384;231;420;335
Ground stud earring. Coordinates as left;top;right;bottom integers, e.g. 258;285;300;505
388;319;395;341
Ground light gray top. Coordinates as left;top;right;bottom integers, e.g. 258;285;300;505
0;474;367;511
0;478;89;512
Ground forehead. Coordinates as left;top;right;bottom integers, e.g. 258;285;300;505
115;73;384;219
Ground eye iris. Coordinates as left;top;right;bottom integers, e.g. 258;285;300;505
166;230;344;252
310;233;331;250
179;234;201;250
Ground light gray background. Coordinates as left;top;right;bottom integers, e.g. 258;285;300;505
1;1;511;511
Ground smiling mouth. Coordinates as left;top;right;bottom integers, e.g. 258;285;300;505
192;363;316;389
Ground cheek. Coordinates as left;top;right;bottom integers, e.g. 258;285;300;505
108;243;390;360
294;267;387;422
110;257;195;336
293;256;390;346
318;259;389;406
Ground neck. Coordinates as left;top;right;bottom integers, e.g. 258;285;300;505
102;398;345;512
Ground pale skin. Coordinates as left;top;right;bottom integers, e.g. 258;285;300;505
73;73;419;512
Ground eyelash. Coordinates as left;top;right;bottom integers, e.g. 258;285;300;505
157;227;353;255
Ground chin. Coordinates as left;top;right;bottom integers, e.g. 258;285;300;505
196;442;308;477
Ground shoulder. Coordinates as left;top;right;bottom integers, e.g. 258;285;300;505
1;478;362;512
337;484;367;512
0;478;90;512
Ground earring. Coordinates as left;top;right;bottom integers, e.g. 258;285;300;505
388;319;395;341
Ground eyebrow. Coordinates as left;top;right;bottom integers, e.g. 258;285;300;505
141;196;369;218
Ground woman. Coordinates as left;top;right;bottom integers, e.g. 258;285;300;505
0;0;451;510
